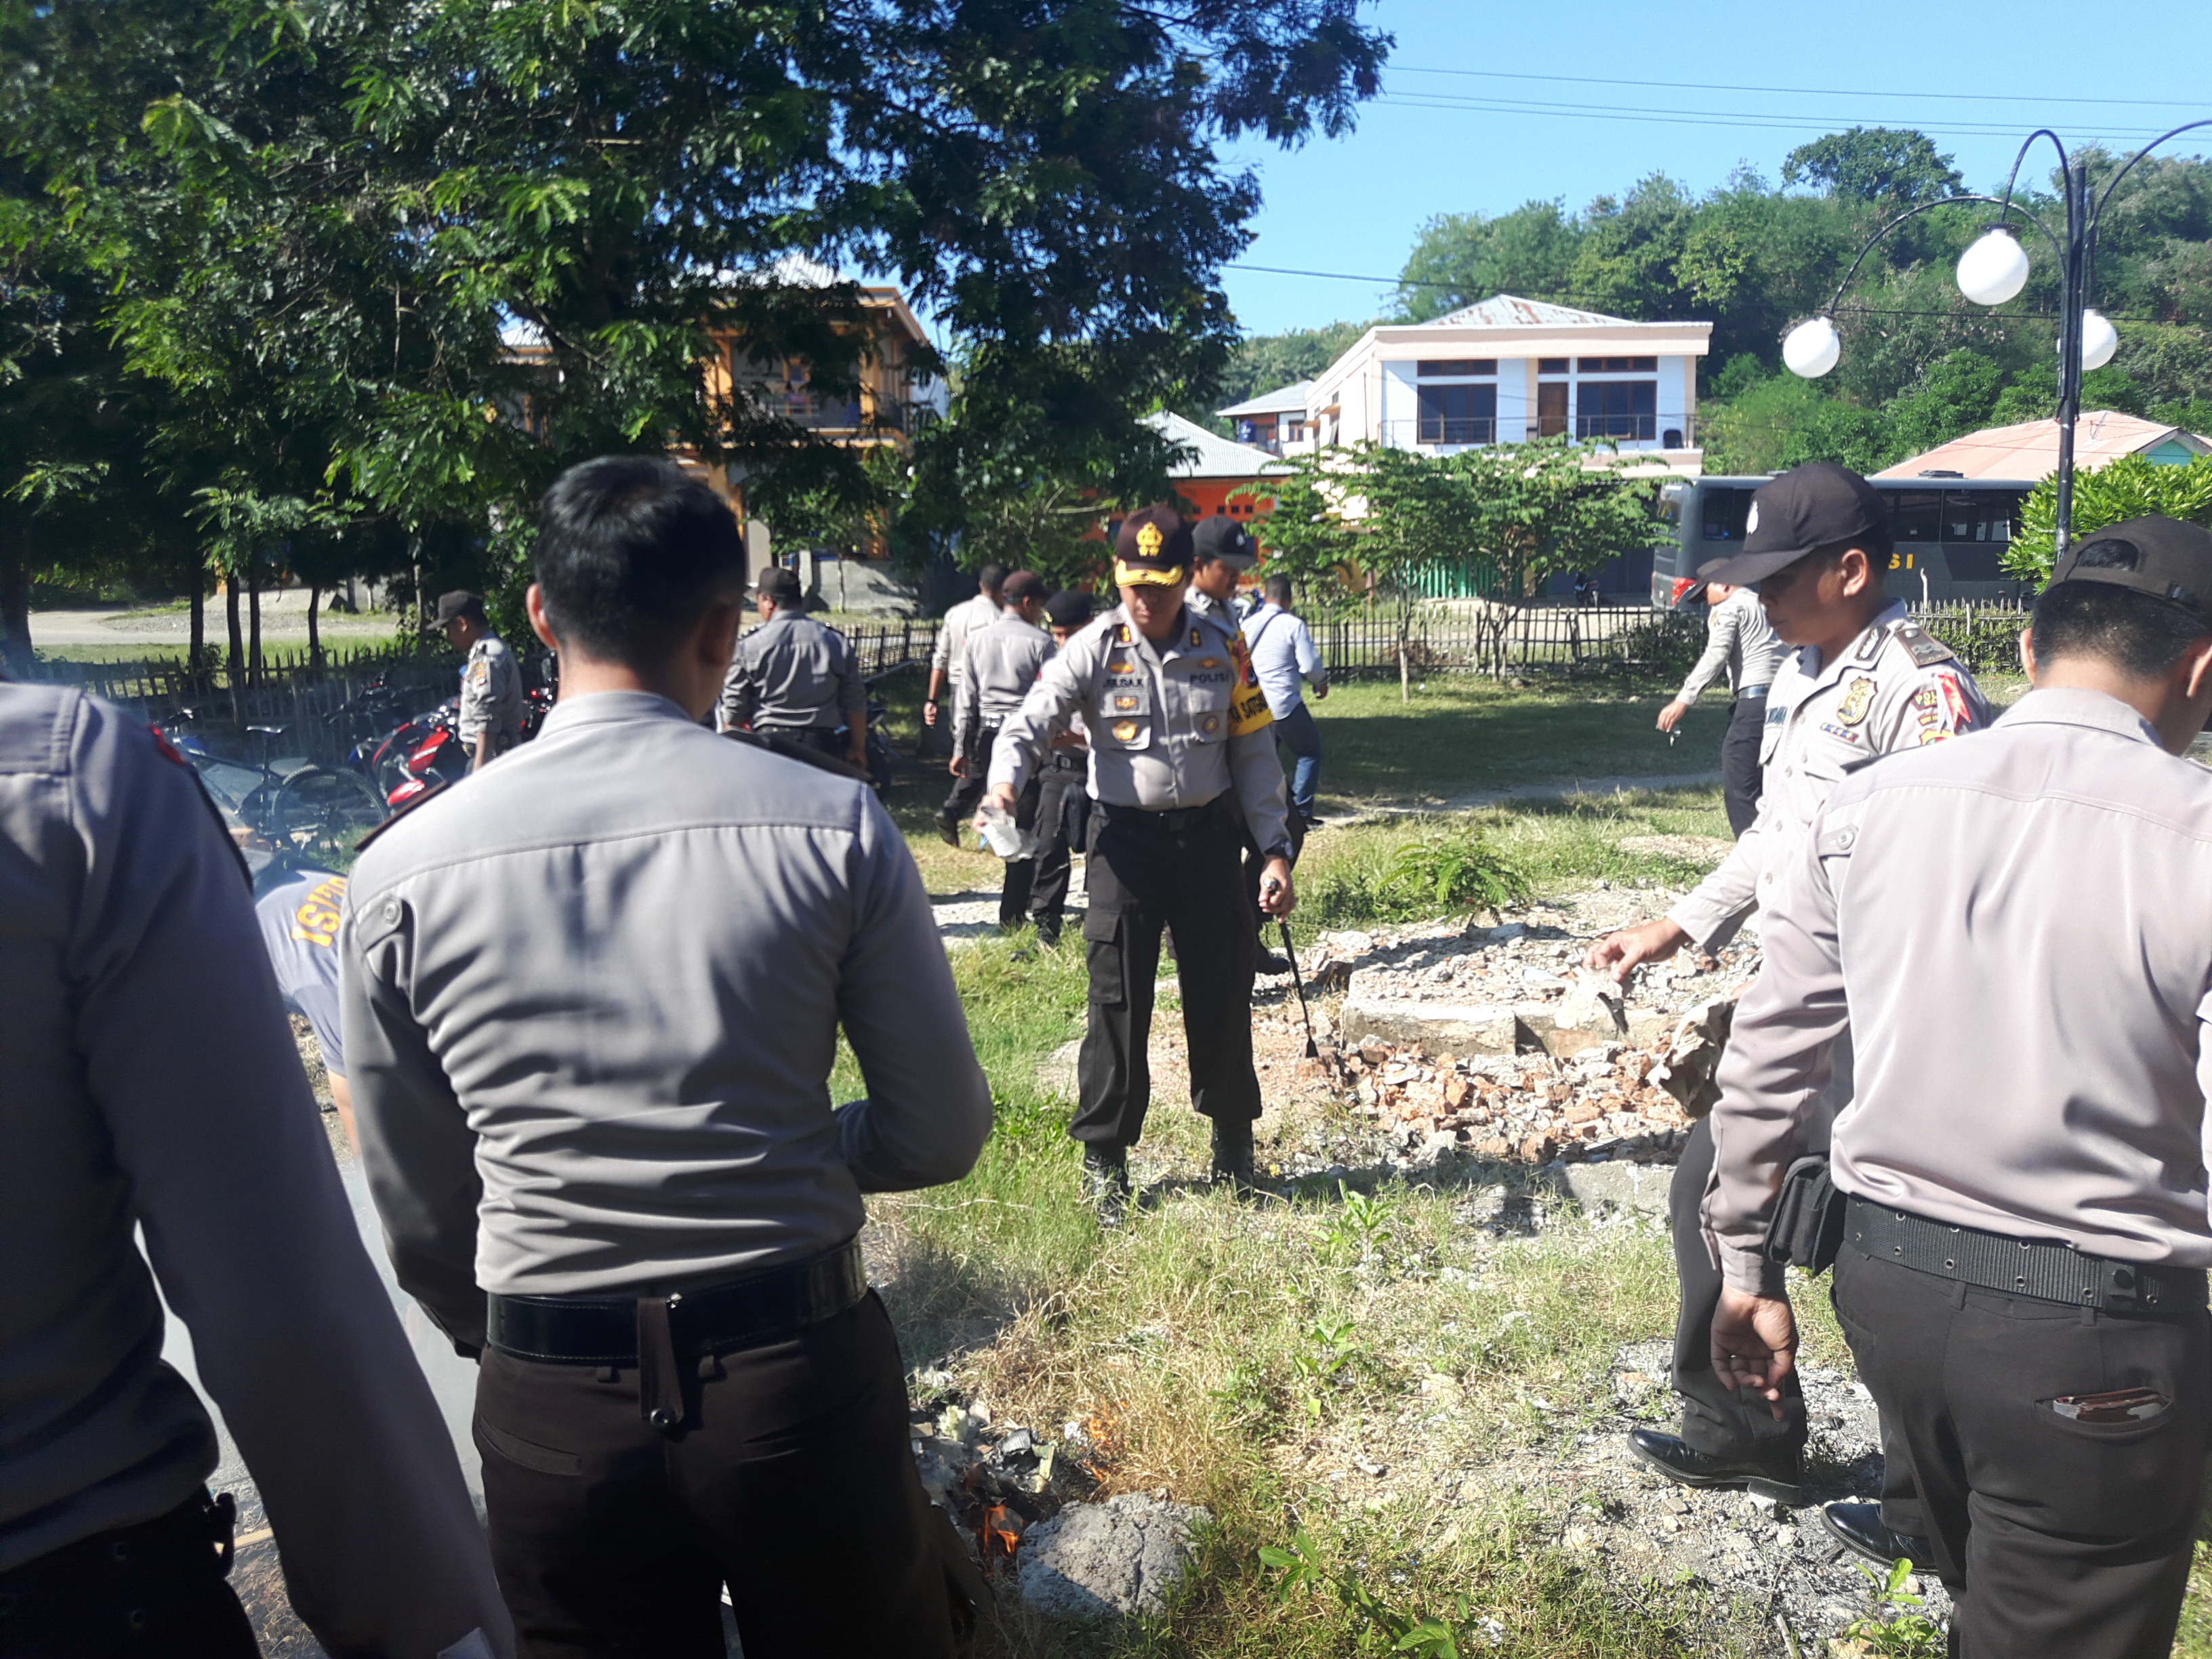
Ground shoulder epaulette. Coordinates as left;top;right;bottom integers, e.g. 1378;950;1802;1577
1889;621;1957;668
724;727;872;784
352;778;455;855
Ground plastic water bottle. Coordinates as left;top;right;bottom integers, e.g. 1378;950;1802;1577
978;800;1035;860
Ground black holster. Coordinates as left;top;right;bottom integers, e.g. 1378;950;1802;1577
1763;1155;1847;1275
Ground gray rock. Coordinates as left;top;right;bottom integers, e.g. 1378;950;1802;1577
1017;1493;1212;1623
1543;1161;1674;1216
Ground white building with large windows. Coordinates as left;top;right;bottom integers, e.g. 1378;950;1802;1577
1224;295;1711;476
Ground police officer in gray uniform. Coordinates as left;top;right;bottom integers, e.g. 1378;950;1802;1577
342;457;993;1658
439;590;527;771
1704;516;2212;1658
953;569;1054;926
1028;588;1095;947
718;567;867;768
987;507;1294;1216
0;682;509;1658
1186;515;1259;624
1585;464;1992;1521
928;563;1006;839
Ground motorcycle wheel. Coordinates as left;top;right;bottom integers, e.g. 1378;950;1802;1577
268;766;390;863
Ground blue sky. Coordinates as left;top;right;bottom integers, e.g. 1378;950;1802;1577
1216;0;2212;337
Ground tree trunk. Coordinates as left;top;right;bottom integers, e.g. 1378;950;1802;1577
225;576;244;683
1;513;32;677
307;583;321;664
188;558;205;671
247;559;262;689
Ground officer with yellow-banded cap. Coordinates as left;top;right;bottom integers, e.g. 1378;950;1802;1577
438;590;526;771
1584;462;1994;1517
987;507;1294;1219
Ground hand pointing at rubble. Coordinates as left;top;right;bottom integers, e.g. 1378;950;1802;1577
1584;916;1690;983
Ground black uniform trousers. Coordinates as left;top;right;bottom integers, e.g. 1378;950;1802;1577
475;1290;955;1659
0;1492;256;1658
1027;757;1088;941
1721;692;1767;838
1073;796;1262;1147
995;774;1042;929
1832;1243;2209;1659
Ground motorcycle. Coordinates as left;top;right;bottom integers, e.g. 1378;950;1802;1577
363;683;556;808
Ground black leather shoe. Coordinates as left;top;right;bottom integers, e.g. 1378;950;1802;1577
937;819;961;848
1819;1501;1927;1570
1254;950;1294;976
1624;1428;1805;1503
1210;1120;1256;1189
1081;1145;1130;1227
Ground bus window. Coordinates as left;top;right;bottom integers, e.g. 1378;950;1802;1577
1701;486;1755;542
1885;491;1943;543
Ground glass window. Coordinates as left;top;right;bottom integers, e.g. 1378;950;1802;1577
1417;384;1497;444
1700;486;1755;542
1577;356;1659;373
1883;491;1943;543
1576;380;1657;440
1538;358;1569;375
1417;359;1496;378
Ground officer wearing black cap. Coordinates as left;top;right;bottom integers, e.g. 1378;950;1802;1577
438;590;526;771
1584;462;1993;1519
344;457;991;1654
718;567;867;769
1029;589;1094;947
1704;514;2212;1658
1187;515;1260;626
986;507;1295;1218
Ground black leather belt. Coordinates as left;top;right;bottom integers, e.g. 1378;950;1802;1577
485;1239;868;1364
1049;752;1086;772
1101;794;1228;834
1845;1196;2207;1313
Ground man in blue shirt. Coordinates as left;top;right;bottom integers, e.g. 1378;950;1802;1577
1240;574;1329;828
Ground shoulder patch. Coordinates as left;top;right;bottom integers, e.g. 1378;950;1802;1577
1891;622;1956;668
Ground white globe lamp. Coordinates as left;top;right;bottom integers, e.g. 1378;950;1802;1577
2078;308;2120;371
1957;228;2030;306
1782;316;1842;379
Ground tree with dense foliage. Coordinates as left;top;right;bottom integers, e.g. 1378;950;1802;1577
1780;127;1965;208
1;0;1389;655
2008;453;2212;579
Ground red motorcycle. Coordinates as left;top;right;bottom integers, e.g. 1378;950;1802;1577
367;686;555;808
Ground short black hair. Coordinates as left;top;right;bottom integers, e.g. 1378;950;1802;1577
2030;580;2212;679
1002;570;1045;605
1807;530;1894;584
1263;573;1294;608
533;457;745;664
977;563;1008;594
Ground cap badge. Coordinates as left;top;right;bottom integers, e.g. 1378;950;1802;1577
1112;720;1139;742
1836;675;1875;726
1746;502;1761;535
1136;521;1164;558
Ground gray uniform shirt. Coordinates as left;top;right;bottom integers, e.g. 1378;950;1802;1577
720;609;864;732
0;687;508;1654
458;632;527;747
988;605;1292;856
1706;688;2212;1296
1677;588;1786;703
340;692;991;1351
954;611;1054;744
1668;600;1992;951
930;591;1001;684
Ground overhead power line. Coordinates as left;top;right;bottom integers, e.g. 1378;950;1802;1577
1391;67;2210;110
1373;93;2182;142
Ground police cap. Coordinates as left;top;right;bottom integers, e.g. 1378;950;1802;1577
434;590;487;626
1113;506;1193;587
1192;515;1259;571
1698;462;1889;588
1043;588;1093;630
2049;516;2212;630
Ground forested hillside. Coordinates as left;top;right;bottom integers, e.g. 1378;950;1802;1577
1209;127;2212;475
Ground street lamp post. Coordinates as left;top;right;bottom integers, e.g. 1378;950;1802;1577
1782;119;2211;560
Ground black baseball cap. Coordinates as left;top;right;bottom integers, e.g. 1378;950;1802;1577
1193;514;1259;571
758;567;803;605
1113;506;1193;586
1043;588;1094;630
1698;462;1889;588
2049;516;2212;629
434;590;487;625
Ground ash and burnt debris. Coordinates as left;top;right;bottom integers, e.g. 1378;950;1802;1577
1288;895;1761;1171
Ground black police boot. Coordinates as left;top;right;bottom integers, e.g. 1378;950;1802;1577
1625;1427;1805;1504
937;817;961;848
1818;1501;1927;1570
1254;942;1294;976
1081;1143;1130;1228
1210;1118;1257;1191
1033;921;1062;949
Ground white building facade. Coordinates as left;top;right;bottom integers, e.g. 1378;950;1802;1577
1237;295;1711;477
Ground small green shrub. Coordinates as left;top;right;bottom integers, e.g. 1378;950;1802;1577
1380;829;1531;916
